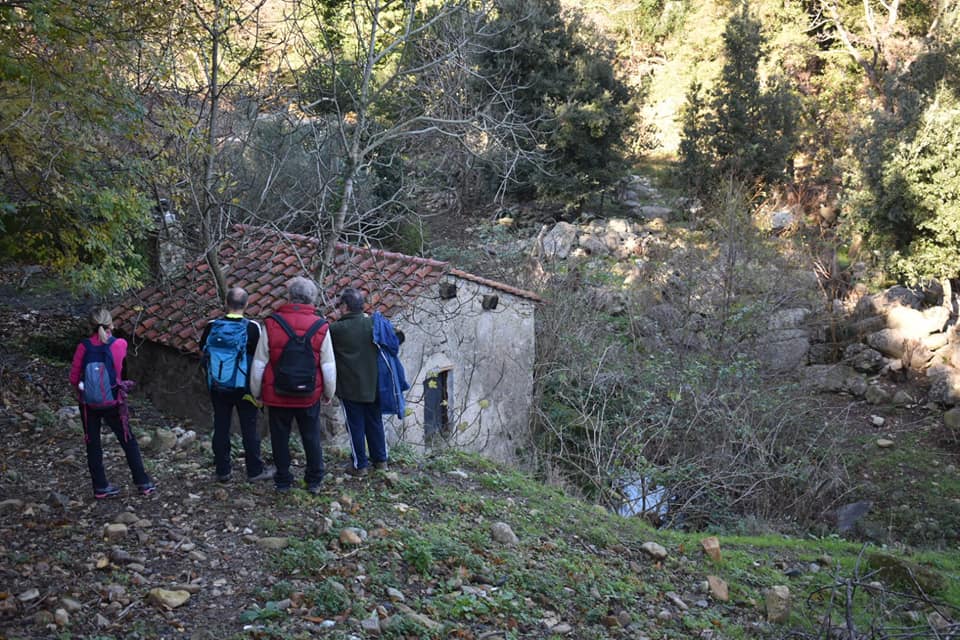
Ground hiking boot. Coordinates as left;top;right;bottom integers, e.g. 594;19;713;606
94;485;121;500
215;472;232;483
306;483;324;495
343;464;368;478
247;466;275;482
275;484;292;493
137;481;157;496
373;461;389;472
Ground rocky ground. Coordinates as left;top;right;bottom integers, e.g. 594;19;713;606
0;272;728;640
1;264;959;640
0;321;748;640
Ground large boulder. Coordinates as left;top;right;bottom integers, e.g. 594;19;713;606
835;500;873;534
920;279;945;305
924;332;949;351
605;218;633;234
808;342;841;364
767;308;811;330
800;364;864;394
866;329;908;359
932;340;960;370
837;315;887;341
756;329;810;373
866;329;932;366
927;363;960;406
601;231;624;253
767;209;799;232
867;553;947;594
578;233;610;257
541;222;579;259
843;343;887;373
886;305;949;339
864;286;925;313
944;407;960;430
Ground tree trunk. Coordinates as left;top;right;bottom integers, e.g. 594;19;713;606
202;0;227;300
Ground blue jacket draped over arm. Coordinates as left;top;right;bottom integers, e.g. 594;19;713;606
373;312;409;418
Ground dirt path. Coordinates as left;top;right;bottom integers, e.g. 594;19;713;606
0;273;359;638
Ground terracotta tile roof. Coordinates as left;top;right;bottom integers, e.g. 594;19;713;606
112;224;541;354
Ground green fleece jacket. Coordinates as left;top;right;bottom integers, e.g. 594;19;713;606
329;311;378;403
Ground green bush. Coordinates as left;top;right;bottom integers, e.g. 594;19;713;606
532;181;845;531
678;2;798;192
845;83;960;283
474;0;637;208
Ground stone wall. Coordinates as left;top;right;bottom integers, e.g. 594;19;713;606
802;283;960;409
122;340;212;429
390;278;537;465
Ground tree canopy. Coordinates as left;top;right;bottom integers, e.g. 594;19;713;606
2;0;960;290
0;0;174;292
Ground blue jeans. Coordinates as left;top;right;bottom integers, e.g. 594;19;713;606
341;398;387;470
268;404;324;488
210;388;264;478
81;405;150;490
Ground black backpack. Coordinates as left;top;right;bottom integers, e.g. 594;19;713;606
269;314;327;396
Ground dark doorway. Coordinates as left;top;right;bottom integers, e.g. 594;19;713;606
424;370;451;438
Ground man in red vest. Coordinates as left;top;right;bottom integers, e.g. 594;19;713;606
251;276;337;493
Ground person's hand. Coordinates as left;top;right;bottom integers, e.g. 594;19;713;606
243;393;263;409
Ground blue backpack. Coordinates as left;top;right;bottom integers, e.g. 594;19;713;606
203;319;250;391
81;338;118;407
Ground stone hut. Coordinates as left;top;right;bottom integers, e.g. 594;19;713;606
111;224;542;465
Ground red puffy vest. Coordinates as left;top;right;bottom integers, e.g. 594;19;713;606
261;304;330;408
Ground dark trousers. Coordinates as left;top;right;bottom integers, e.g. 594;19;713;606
341;398;387;470
268;403;324;488
210;388;264;478
81;405;150;490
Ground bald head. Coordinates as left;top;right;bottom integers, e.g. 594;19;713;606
225;287;249;313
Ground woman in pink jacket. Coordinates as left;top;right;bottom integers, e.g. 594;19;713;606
69;308;155;499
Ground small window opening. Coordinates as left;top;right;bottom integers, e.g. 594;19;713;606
481;294;499;310
439;282;458;299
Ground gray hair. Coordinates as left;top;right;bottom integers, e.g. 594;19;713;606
287;276;317;305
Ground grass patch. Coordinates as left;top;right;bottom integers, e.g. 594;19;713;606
25;332;78;362
305;578;352;617
843;428;960;547
271;538;330;575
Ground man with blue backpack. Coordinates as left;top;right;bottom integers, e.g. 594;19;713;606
200;287;274;483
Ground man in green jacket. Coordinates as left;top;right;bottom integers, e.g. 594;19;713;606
329;287;387;476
